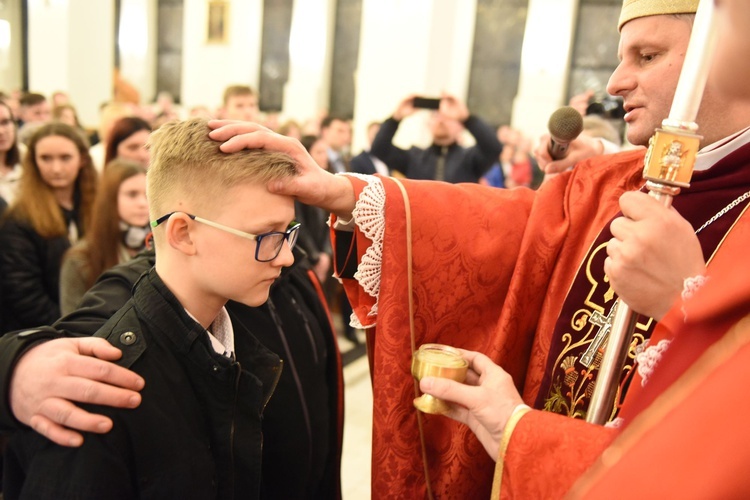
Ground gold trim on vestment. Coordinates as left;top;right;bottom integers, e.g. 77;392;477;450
566;312;750;498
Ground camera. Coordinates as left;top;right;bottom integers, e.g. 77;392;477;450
412;97;441;110
586;96;625;120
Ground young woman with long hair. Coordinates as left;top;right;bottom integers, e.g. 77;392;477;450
104;116;152;168
60;159;149;313
0;122;97;332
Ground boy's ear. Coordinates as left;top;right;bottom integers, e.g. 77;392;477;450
164;213;197;256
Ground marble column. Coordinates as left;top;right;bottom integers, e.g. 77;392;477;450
119;0;158;104
0;0;24;92
351;0;477;152
511;0;578;140
180;0;263;111
26;0;115;126
282;0;336;124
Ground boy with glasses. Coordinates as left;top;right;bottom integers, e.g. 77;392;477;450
3;117;300;499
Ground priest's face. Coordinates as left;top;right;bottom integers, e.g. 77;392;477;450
606;15;693;147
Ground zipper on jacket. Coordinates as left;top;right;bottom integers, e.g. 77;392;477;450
229;360;241;496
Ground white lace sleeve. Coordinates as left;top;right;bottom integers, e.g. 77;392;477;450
681;274;708;321
341;174;386;328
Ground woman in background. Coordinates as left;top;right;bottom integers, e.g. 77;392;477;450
0;100;23;206
59;159;148;314
0;122;97;332
104;116;152;168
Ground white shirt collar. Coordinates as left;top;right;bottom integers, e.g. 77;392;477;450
694;126;750;171
186;306;235;358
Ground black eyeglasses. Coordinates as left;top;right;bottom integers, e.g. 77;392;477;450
151;212;301;262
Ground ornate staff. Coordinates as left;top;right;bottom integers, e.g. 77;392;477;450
586;0;719;425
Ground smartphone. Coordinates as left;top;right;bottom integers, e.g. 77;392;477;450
412;96;441;109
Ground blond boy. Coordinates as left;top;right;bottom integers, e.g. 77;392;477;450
4;117;300;499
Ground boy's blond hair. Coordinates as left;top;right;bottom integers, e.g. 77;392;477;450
222;85;257;106
147;117;297;225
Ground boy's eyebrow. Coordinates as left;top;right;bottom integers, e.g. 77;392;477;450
242;216;297;231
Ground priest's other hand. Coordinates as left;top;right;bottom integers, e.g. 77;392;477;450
605;191;705;320
419;349;524;461
534;133;605;174
208;120;356;220
10;337;144;447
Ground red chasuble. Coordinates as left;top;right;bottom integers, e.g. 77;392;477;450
332;143;750;499
567;199;750;499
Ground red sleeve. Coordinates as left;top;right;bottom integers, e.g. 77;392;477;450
500;410;617;499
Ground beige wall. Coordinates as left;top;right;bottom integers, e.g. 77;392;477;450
3;0;582;145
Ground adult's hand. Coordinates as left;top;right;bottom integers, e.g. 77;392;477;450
439;92;470;122
568;89;595;116
10;337;144;447
605;191;705;320
419;350;524;461
534;133;605;174
208;120;356;220
392;94;418;121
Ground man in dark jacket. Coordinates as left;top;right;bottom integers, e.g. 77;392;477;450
371;92;502;183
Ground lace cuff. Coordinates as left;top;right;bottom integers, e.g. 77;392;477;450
680;274;708;321
340;174;386;328
682;274;708;301
635;338;671;387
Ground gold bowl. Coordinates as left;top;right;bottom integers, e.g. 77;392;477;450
411;343;468;414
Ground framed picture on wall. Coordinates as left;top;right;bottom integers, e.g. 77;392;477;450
207;1;229;44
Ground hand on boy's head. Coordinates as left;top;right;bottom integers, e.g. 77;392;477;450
208;120;313;165
208;119;357;219
11;337;144;447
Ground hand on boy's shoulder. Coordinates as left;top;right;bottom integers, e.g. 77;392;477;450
10;335;144;448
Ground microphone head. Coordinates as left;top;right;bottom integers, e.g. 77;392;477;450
548;106;584;142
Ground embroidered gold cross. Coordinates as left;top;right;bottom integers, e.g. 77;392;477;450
580;301;619;368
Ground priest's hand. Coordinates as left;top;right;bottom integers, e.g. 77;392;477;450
419;349;524;461
208;120;356;220
10;338;144;447
534;133;605;174
605;191;705;320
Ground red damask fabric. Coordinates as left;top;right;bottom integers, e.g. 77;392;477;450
334;142;750;498
568;211;750;498
333;150;646;499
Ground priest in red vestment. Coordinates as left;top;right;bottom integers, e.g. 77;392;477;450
203;0;750;498
206;0;750;496
419;0;750;498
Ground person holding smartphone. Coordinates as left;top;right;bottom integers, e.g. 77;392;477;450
370;92;502;183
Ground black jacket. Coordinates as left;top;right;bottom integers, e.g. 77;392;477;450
370;115;502;183
0;248;343;500
0;217;70;333
5;268;281;499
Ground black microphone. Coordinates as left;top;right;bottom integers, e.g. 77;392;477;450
547;106;584;160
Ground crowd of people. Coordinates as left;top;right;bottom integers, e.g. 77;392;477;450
1;0;749;497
